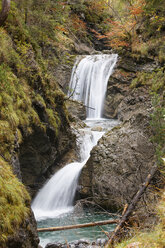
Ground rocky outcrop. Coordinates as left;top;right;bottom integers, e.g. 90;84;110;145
66;99;86;120
18;108;76;198
103;56;158;119
6;210;39;248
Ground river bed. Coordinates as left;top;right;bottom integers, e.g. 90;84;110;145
37;208;117;247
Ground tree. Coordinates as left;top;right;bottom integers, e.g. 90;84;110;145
0;0;10;26
92;0;145;49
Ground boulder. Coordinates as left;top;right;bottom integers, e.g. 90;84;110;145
66;99;86;120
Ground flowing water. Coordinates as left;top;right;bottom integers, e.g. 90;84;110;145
32;129;104;221
68;54;118;118
32;54;118;247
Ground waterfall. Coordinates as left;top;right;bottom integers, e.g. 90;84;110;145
32;54;118;221
32;130;104;220
68;54;118;119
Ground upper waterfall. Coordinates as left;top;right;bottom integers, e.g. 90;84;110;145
68;54;118;119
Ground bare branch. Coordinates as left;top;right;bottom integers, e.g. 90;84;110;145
105;165;158;248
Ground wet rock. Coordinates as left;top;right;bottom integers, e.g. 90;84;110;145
19;123;76;197
66;100;86;120
74;42;95;55
70;244;76;248
77;244;86;248
78;239;90;245
96;239;106;246
45;242;62;248
91;126;103;132
46;240;91;248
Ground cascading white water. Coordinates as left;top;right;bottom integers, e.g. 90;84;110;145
68;54;118;119
32;130;104;220
32;54;118;222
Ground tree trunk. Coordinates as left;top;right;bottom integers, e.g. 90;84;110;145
0;0;10;26
37;219;119;233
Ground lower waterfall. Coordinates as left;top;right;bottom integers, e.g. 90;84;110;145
32;130;104;220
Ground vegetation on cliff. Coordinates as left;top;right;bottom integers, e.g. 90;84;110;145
0;157;30;243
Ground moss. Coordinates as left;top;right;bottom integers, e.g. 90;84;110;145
0;62;43;159
46;108;61;136
0;158;30;243
130;68;165;93
0;28;21;67
35;94;46;108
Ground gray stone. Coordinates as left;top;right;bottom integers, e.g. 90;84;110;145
78;239;90;244
46;243;62;248
66;100;86;120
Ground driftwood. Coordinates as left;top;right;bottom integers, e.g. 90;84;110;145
105;165;158;248
37;219;119;233
0;0;10;26
66;98;95;110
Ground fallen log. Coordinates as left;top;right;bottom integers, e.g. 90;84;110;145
38;219;119;233
105;165;158;248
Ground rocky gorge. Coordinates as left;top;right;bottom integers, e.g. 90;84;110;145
0;0;165;248
1;44;163;248
34;53;163;248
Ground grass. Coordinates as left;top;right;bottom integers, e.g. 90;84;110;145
130;68;165;94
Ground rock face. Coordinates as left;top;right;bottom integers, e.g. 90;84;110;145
6;210;39;248
79;56;159;221
66;100;86;120
18;109;76;198
103;56;158;119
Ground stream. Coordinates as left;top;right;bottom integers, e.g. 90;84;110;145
32;54;118;247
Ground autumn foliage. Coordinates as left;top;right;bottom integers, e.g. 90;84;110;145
71;13;87;38
92;0;146;49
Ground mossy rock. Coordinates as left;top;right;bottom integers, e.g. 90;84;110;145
0;157;30;243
